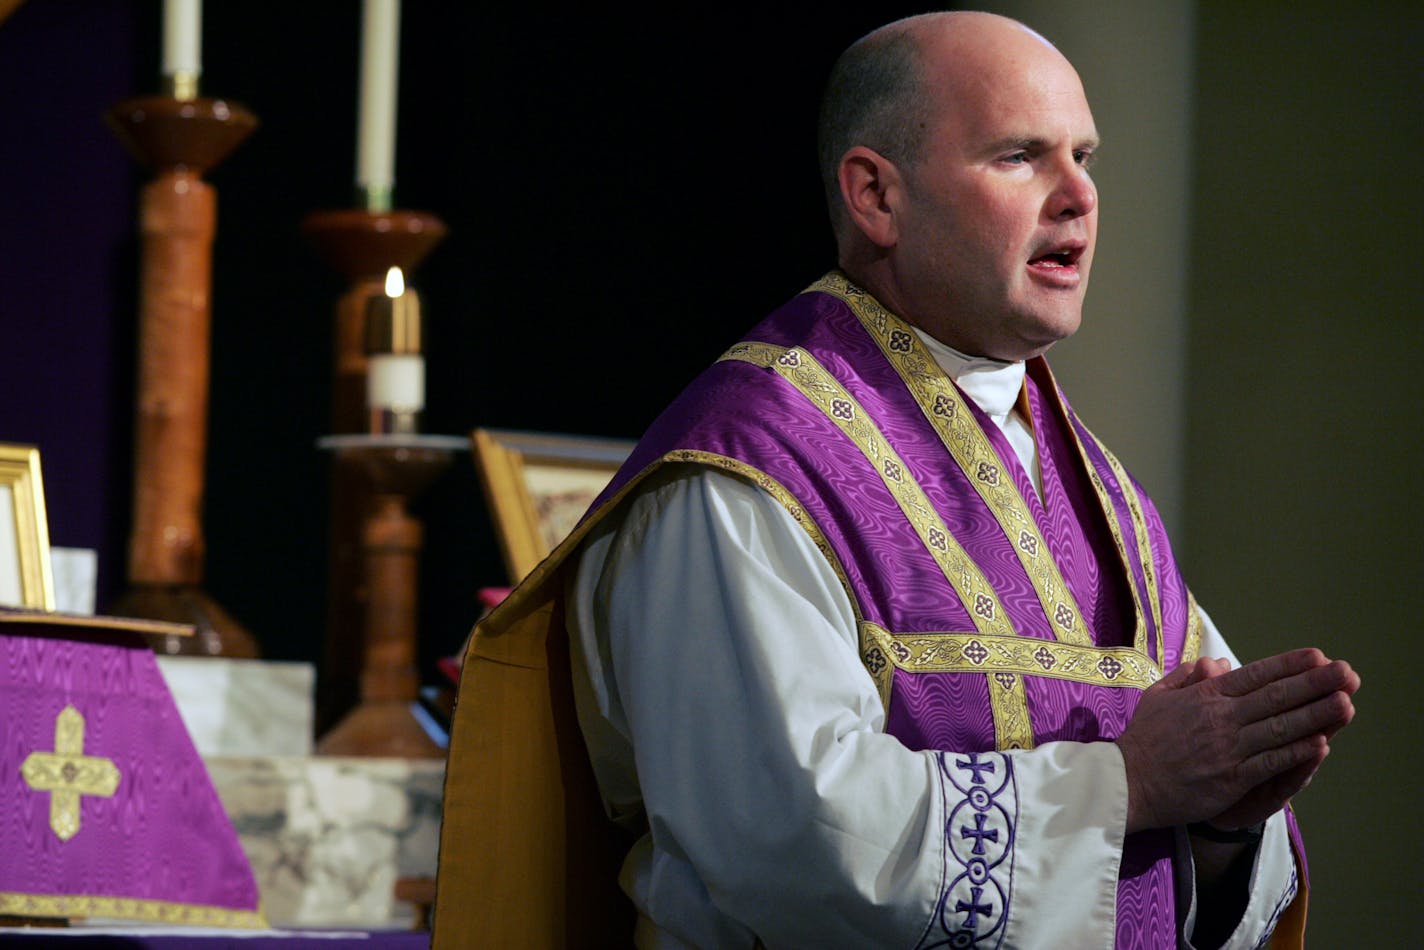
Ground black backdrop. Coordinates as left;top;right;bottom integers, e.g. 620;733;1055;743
1;3;934;679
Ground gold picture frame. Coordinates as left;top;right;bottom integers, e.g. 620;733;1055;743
0;443;56;610
471;428;634;583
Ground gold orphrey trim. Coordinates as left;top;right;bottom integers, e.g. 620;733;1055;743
862;622;1162;689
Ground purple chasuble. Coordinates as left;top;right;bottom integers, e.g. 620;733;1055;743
575;273;1301;948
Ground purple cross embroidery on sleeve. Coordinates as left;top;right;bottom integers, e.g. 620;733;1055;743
916;751;1018;949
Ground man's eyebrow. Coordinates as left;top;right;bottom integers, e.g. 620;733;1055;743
983;134;1103;153
984;136;1042;154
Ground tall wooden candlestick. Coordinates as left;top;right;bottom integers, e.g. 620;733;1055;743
314;436;462;758
106;96;259;658
303;209;446;735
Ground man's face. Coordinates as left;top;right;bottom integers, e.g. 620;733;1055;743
890;29;1099;361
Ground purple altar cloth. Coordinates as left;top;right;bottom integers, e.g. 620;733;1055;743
0;931;430;948
0;612;263;927
0;930;430;948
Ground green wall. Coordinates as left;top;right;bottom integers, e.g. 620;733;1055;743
982;0;1197;537
1184;3;1422;943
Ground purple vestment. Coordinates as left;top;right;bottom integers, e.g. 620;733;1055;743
574;273;1305;947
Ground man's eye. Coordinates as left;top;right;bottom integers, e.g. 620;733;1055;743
1002;152;1030;165
1074;150;1096;168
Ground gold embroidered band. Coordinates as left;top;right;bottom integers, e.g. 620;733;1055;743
861;621;1162;690
0;891;266;928
815;273;1096;650
1183;590;1203;664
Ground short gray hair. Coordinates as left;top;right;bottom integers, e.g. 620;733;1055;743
816;24;932;233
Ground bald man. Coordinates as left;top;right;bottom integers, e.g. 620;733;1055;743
437;12;1358;949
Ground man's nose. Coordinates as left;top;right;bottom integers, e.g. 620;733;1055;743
1046;163;1097;220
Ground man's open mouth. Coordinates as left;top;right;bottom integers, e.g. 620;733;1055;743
1028;244;1084;269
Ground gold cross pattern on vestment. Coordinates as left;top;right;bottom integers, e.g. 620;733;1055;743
20;705;121;841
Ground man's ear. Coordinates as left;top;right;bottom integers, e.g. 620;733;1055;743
838;146;903;249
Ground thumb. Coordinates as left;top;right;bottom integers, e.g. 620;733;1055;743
1186;656;1233;685
1149;659;1200;693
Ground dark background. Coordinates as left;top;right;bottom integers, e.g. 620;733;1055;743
0;2;930;671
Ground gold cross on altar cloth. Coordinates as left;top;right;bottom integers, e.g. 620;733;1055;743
21;705;121;842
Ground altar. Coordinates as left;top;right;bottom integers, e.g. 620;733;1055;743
163;657;446;931
0;610;445;938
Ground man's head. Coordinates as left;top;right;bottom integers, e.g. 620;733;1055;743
819;12;1100;361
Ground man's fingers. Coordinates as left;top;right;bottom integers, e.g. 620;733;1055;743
1210;753;1325;831
1213;647;1328;698
1150;659;1200;692
1236;734;1328;790
1236;690;1354;755
1232;660;1358;723
1323;700;1358;740
1122;650;1356;833
1273;753;1325;798
1152;656;1228;698
1253;756;1321;810
1184;656;1230;686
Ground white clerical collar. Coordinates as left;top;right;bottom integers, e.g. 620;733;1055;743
911;328;1026;424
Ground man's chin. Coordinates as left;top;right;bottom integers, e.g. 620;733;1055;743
1002;316;1082;361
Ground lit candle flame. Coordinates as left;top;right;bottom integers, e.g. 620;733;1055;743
384;266;405;298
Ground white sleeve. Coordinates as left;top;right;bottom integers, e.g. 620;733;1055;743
569;466;1133;949
1179;607;1302;950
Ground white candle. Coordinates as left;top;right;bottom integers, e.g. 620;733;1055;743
367;354;425;412
161;0;202;78
357;0;401;206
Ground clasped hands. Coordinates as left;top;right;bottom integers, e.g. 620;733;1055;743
1116;647;1360;835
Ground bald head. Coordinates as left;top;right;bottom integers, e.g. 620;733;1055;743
819;12;1099;359
818;12;1073;240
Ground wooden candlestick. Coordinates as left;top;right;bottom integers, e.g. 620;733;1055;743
105;96;260;658
303;209;446;735
314;435;464;758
